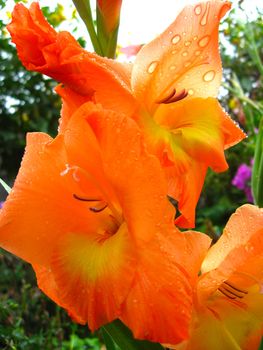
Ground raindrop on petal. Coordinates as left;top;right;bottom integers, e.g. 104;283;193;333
200;2;210;26
182;51;188;57
147;61;158;74
194;4;202;15
198;35;210;48
195;50;201;56
184;41;191;47
171;34;181;45
188;89;194;95
203;70;215;82
170;65;176;70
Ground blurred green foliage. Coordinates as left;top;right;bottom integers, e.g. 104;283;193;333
0;1;262;349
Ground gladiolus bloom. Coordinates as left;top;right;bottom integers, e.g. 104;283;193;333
7;1;245;228
0;102;210;344
169;204;263;350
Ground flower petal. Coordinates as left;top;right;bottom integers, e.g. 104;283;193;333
55;84;89;133
50;223;137;331
121;228;211;344
0;133;101;266
83;103;176;243
199;205;263;298
132;0;231;112
8;3;136;115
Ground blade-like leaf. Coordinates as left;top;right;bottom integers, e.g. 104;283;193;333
102;320;164;350
0;177;11;194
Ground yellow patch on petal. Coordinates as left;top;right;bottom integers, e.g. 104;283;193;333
51;223;137;330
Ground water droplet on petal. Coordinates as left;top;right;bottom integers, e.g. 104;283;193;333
193;36;198;41
148;61;158;74
188;89;194;95
200;2;210;25
170;65;176;70
184;41;191;47
172;49;178;54
198;35;210;47
194;4;202;15
172;34;181;45
184;61;191;67
182;32;186;36
203;70;215;82
195;50;201;56
182;51;188;57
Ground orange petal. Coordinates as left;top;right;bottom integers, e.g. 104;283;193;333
120;228;210;344
0;133;102;266
199;205;263;298
55;84;89;133
183;289;263;350
84;104;176;243
121;231;192;344
172;162;207;228
50;223;137;331
8;3;136;116
132;1;231;112
154;98;240;173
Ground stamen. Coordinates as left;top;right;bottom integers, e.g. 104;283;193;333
221;286;243;299
156;88;188;104
218;280;248;300
156;88;176;104
167;89;188;103
223;281;248;295
89;203;108;213
73;194;102;202
218;287;237;299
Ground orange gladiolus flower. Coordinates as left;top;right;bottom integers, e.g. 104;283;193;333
0;102;211;344
7;1;246;228
168;204;263;350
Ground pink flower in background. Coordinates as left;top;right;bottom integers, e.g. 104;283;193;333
232;162;253;202
119;44;143;58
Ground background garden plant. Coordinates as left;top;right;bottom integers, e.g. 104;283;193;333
0;0;262;349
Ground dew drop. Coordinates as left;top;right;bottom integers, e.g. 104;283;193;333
172;49;178;54
184;41;191;47
170;65;176;70
193;36;198;41
148;61;158;74
203;70;215;82
194;4;202;15
182;32;186;36
182;51;188;57
184;61;191;68
171;34;181;45
188;89;194;95
198;35;210;48
195;50;201;56
200;2;210;26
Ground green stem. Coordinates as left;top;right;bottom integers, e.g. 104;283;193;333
72;0;103;55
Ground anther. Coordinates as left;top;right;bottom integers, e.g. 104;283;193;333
218;281;248;299
156;88;188;104
223;281;248;295
73;194;102;202
89;203;108;213
73;193;108;213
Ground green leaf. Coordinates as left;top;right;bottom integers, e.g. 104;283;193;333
0;177;11;194
102;320;164;350
102;327;120;350
252;118;263;206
